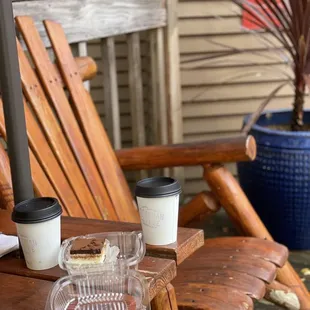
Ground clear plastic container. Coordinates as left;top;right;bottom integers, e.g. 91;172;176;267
45;269;150;310
58;232;145;274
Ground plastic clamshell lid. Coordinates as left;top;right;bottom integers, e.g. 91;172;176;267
58;231;146;274
45;269;150;310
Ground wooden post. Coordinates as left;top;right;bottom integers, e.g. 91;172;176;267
204;164;310;309
77;41;90;91
127;32;146;148
101;37;122;150
127;32;147;180
150;27;169;177
150;30;159;146
165;0;184;183
149;29;160;177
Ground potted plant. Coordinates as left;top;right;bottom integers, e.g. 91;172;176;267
233;0;310;249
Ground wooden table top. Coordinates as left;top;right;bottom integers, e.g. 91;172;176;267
0;272;52;310
0;253;176;301
0;209;204;306
0;209;204;265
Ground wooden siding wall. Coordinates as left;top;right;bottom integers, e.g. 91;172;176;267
88;1;310;198
178;0;309;198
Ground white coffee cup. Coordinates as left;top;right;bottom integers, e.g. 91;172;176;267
12;197;62;270
135;177;181;245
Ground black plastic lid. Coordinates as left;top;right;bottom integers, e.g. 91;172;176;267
135;177;181;198
12;197;62;224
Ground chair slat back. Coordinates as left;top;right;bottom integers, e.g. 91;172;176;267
15;30;103;219
0;17;141;222
16;16;117;221
0;99;68;214
21;97;83;217
44;19;140;223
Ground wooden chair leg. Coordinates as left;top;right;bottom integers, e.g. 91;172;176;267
151;284;178;310
178;191;221;227
203;164;310;309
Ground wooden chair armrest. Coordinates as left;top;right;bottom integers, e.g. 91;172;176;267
178;191;221;227
49;56;97;87
116;135;256;170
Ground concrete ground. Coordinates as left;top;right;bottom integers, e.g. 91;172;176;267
195;209;310;309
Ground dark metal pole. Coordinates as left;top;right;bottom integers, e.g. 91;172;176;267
0;1;33;204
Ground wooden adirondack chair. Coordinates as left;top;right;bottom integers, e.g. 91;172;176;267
0;13;308;309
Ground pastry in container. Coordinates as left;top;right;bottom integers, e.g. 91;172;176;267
58;232;145;274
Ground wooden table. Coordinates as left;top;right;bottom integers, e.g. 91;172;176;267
0;210;204;309
0;273;52;310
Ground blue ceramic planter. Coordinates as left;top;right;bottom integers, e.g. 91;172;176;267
238;109;310;249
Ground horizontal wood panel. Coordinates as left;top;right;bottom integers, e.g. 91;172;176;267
14;0;166;47
184;132;242;143
181;64;292;85
181;82;294;102
180;50;290;68
180;34;282;54
178;1;240;18
182;96;303;117
179;17;243;36
184;115;244;134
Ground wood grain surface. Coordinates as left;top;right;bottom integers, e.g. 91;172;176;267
0;210;204;266
173;268;266;300
0;99;65;212
0;273;53;310
44;19;140;223
203;237;288;268
16;38;101;219
172;236;290;308
146;227;204;266
151;283;178;310
13;0;166;47
0;254;175;301
52;56;97;87
16;16;116;221
179;251;277;283
116;135;257;170
175;282;254;310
